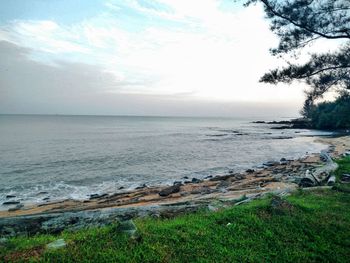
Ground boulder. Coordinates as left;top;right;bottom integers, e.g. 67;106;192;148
159;185;181;197
246;169;255;173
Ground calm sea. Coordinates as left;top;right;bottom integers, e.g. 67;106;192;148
0;115;330;209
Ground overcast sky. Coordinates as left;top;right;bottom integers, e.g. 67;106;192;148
0;0;310;117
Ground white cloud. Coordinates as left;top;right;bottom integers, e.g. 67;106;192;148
0;0;307;106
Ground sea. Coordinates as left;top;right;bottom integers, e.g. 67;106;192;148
0;114;332;210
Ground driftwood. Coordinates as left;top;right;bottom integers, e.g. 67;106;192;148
300;151;338;188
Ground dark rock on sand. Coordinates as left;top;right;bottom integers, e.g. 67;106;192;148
159;185;181;197
173;181;183;186
246;169;255;173
191;178;202;183
3;201;20;205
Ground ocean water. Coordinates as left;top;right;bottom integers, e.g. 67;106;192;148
0;115;331;209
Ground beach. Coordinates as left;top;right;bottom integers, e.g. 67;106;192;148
1;134;349;236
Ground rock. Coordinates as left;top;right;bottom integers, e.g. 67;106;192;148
270;196;294;214
246;169;255;173
280;160;288;165
191;178;202;183
43;197;50;201
3;201;20;205
263;161;279;167
8;204;24;212
6;195;16;199
252;121;266;124
228;170;234;174
89;193;108;199
341;174;350;183
182;176;189;179
46;239;66;250
37;191;48;195
173;181;183;186
204;175;213;179
270;126;292;129
118;186;125;190
159;185;181;197
135;184;147;190
209;175;231;181
117;220;139;240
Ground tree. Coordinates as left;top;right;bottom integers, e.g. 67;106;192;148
245;0;350;117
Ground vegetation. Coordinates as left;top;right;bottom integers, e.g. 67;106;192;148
1;157;350;262
309;92;350;129
245;0;350;121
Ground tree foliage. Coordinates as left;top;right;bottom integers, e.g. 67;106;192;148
309;92;350;129
245;0;350;116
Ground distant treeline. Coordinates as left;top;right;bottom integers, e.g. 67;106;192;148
310;93;350;130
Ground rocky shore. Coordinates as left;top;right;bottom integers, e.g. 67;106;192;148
1;136;349;237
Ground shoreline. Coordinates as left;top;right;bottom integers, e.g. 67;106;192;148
1;135;349;220
0;135;331;212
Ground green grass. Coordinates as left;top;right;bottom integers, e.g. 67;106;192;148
1;157;350;262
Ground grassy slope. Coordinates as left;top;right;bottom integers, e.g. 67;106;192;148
1;157;350;263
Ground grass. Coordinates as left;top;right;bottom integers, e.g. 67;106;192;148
1;157;350;262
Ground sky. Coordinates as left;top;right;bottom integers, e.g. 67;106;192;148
0;0;311;117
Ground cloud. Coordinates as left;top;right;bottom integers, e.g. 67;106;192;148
0;0;310;116
0;40;300;117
